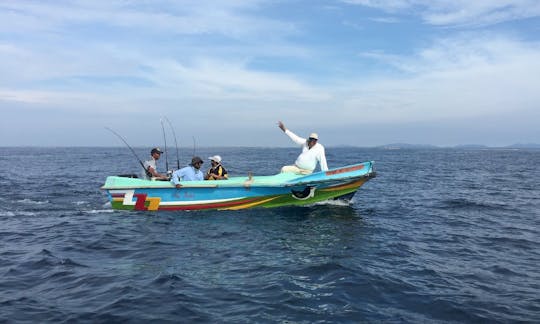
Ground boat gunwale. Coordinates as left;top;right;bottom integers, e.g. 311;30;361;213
101;161;375;190
100;172;375;190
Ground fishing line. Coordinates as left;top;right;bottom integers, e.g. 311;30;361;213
164;116;180;169
192;136;197;157
104;127;151;178
160;119;169;172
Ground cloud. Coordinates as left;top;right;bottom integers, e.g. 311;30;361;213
0;55;329;109
340;34;540;123
0;1;293;38
0;1;324;106
142;58;331;101
342;0;540;26
1;1;539;146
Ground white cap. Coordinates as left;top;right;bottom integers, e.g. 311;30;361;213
208;155;222;163
308;133;319;140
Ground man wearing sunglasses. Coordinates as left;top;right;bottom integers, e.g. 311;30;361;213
278;121;328;174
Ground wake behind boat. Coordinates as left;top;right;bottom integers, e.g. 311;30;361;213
101;161;376;211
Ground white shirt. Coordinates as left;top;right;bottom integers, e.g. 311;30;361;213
285;129;328;171
142;158;157;179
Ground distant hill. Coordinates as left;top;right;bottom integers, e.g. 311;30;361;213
376;143;440;149
372;143;540;149
453;144;490;149
504;143;540;149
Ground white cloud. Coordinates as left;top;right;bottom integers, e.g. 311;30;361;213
342;0;540;26
0;53;330;108
342;0;411;11
1;1;539;146
143;58;330;101
0;0;292;38
0;0;326;111
0;0;312;98
3;31;539;130
341;34;540;123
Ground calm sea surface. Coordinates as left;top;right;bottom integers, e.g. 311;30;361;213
1;147;539;323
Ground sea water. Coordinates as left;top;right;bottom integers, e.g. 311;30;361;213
1;147;539;322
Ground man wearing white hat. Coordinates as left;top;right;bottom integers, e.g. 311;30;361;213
278;121;328;174
205;155;228;180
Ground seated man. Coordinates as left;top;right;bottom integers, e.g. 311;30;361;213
171;156;204;188
205;155;228;180
277;121;328;174
143;147;169;180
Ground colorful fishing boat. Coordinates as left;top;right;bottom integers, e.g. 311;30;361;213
101;161;376;211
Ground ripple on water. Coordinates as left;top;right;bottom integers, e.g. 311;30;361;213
1;147;539;322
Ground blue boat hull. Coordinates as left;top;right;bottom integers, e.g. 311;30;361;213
101;161;376;211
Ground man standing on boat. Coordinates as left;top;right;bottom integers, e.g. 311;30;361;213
278;121;328;174
143;147;169;180
171;156;204;188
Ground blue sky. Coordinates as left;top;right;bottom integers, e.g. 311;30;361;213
1;0;539;147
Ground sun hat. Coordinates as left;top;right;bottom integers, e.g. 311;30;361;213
151;147;164;154
308;133;319;140
190;156;203;165
208;155;222;163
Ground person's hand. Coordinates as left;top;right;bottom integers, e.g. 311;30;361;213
175;184;182;188
278;121;286;132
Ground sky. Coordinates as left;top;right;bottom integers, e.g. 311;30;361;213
1;0;539;147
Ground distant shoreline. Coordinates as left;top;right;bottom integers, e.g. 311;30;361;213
1;144;539;150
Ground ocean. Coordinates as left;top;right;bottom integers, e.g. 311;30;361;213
1;147;539;323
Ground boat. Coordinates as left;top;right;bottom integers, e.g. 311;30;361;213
101;161;376;211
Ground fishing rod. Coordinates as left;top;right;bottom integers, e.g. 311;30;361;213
192;136;197;157
160;119;169;172
164;116;180;169
105;127;151;178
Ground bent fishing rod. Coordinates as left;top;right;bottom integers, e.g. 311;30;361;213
104;127;152;178
192;136;197;157
160;119;169;172
164;116;180;169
